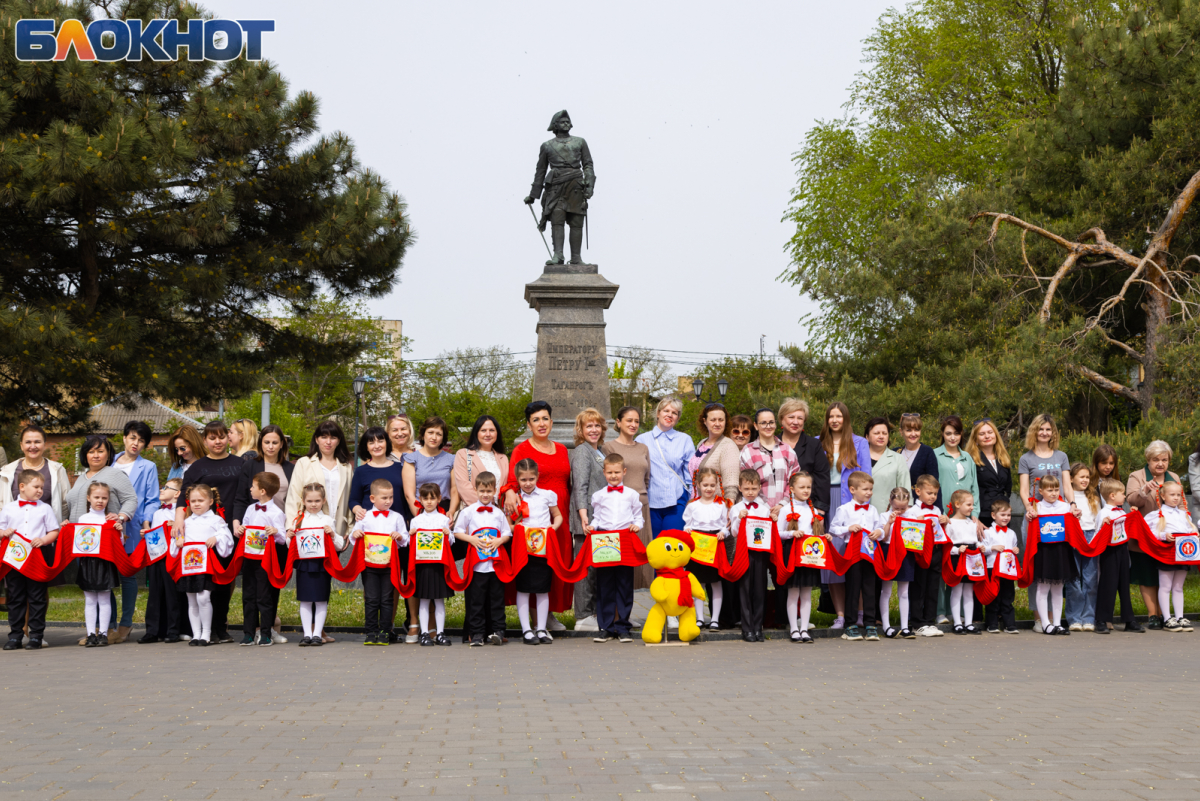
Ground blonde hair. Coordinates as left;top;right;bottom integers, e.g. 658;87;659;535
1098;477;1124;504
653;396;684;421
1024;414;1061;451
778;397;810;422
965;420;1011;468
846;470;873;490
949;489;972;514
1145;439;1173;461
572;407;607;447
230;419;259;457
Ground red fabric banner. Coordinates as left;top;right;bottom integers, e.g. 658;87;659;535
1020;513;1089;587
262;534;366;589
0;522;160;583
1124;511;1199;565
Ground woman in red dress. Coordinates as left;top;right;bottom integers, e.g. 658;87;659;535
504;401;573;617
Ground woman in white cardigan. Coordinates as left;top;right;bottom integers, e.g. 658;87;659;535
284;421;354;643
0;425;70;522
285;420;355;538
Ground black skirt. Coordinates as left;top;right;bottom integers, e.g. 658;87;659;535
296;568;331;602
416;563;453;599
178;574;215;594
1033;541;1074;582
515;555;553;594
876;540;917;583
76;556;120;592
781;538;820;588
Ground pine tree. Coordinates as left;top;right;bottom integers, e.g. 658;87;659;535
0;0;414;430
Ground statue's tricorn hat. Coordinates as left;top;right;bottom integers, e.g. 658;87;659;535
547;110;571;131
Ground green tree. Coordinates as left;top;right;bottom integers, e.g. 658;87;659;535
675;357;801;439
609;346;676;427
401;347;533;449
0;0;413;431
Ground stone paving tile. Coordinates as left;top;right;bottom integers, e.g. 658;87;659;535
0;628;1197;799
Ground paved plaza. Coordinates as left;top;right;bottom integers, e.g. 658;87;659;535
0;627;1196;800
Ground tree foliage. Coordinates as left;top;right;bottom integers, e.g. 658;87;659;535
0;0;413;431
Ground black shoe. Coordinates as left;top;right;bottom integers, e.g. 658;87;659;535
487;633;503;646
3;638;22;651
213;632;234;644
1146;615;1164;630
196;639;209;646
536;630;553;645
138;633;161;644
1125;621;1145;632
419;632;434;647
309;636;323;647
299;637;311;647
742;631;755;643
900;628;916;639
98;633;109;647
470;635;484;647
953;624;966;635
435;633;452;646
240;633;256;646
388;629;399;644
1055;626;1070;635
1095;625;1111;634
966;625;982;635
163;635;181;643
23;638;41;650
86;634;99;648
523;631;539;645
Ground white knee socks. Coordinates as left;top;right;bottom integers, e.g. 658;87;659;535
1158;570;1187;619
84;590;108;635
898;582;910;630
950;584;965;626
535;593;549;631
1036;583;1063;631
879;582;893;628
516;591;531;633
708;583;723;624
300;600;327;639
787;587;814;634
419;598;445;633
187;591;212;641
516;592;548;633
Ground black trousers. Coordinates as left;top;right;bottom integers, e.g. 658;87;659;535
361;568;395;637
241;555;280;634
1096;541;1136;626
595;565;633;636
911;561;941;627
844;561;878;625
985;578;1016;630
739;551;770;635
6;570;49;640
465;571;506;637
144;559;181;638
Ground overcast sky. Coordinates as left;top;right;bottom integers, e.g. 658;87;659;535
203;1;895;371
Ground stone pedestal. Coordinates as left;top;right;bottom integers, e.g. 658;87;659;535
524;263;619;447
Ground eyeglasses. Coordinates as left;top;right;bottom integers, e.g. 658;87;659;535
758;420;777;428
900;413;921;420
731;429;752;437
175;446;189;453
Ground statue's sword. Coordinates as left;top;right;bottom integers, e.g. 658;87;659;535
528;204;553;259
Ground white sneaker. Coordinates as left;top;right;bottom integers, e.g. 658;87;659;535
1082;623;1095;632
667;617;679;629
830;616;845;630
270;628;288;644
936;615;950;625
1069;623;1083;632
546;616;567;632
574;615;599;632
180;634;192;642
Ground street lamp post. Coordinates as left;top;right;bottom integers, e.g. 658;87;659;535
692;378;729;404
352;375;371;466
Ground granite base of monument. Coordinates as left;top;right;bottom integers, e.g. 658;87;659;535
524;263;619;448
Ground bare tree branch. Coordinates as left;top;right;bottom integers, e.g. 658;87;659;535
1073;364;1140;403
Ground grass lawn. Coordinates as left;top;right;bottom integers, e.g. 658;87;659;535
3;574;1196;629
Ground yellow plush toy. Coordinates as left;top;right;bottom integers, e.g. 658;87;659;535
642;531;707;643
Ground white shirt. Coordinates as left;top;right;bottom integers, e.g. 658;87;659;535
149;503;177;531
410;510;454;545
0;499;59;540
112;459;135;477
520;488;558;528
980;523;1017;567
1036;499;1071;516
1097;503;1126;529
353;508;410;544
243;500;288;545
729;498;771;523
454;502;510;573
172;509;234;557
775;500;814;540
946;517;978;550
913;502;946;540
321;465;340;513
1150;505;1195;540
682;498;729;536
292;510;345;551
1077;496;1099;531
829;499;885;539
590;484;643;531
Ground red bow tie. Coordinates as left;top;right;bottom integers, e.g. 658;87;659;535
161;503;173;510
855;504;870;511
477;506;493;513
255;504;268;512
921;503;934;510
995;525;1007;533
745;501;759;509
607;485;624;493
18;500;36;508
373;510;388;517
